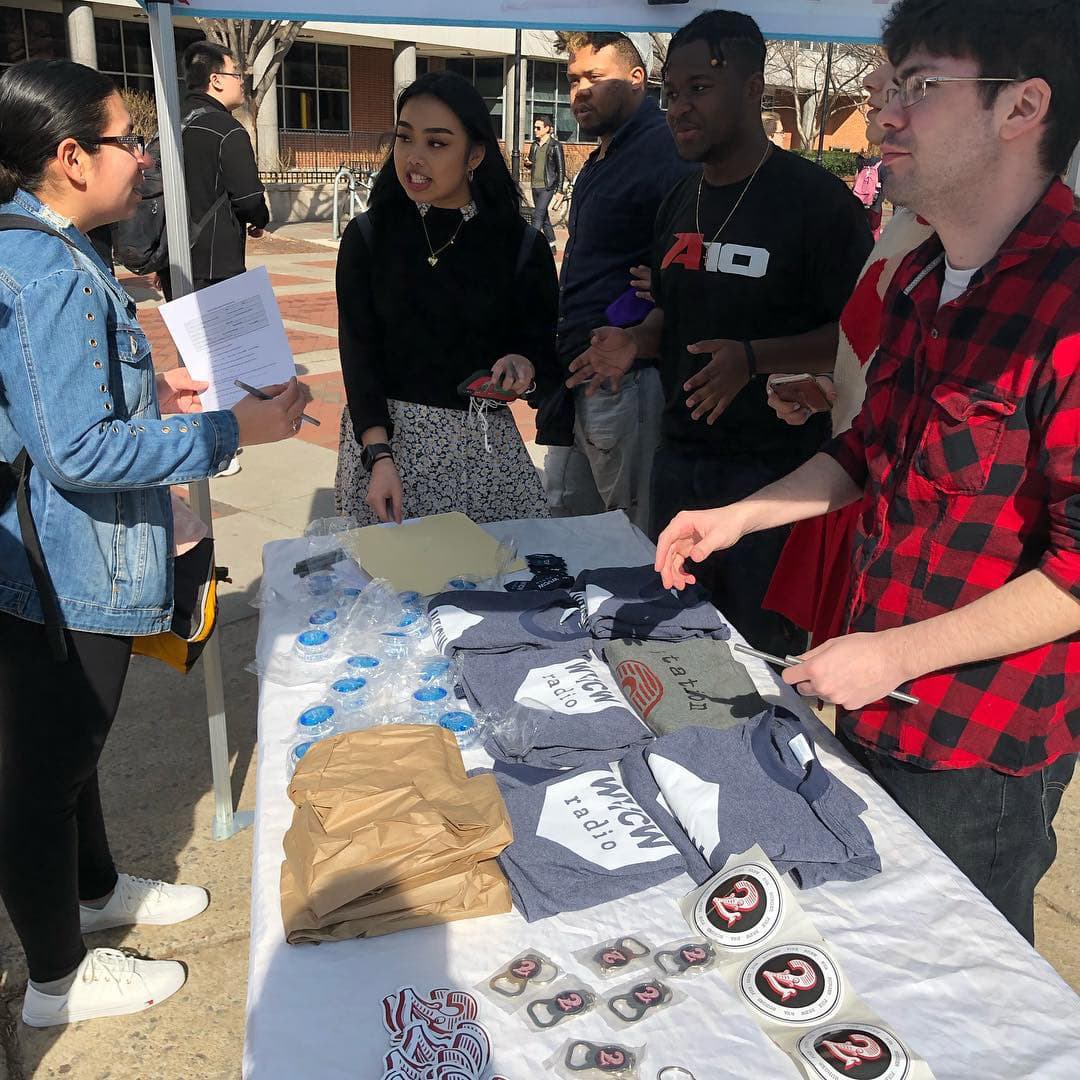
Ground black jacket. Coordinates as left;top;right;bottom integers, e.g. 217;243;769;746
527;137;565;193
180;92;269;280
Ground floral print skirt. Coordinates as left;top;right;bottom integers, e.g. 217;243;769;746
335;399;549;526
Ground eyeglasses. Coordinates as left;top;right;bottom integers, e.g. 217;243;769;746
216;70;244;81
885;74;1018;108
97;134;147;157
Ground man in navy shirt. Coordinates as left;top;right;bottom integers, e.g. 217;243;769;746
540;32;695;532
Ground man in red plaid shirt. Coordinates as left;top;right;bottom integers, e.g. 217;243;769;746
656;0;1080;944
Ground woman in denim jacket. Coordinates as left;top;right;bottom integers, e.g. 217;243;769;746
0;60;308;1028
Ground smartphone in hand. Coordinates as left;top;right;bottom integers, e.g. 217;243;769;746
768;373;833;414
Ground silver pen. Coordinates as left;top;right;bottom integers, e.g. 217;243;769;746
732;642;921;706
233;379;320;426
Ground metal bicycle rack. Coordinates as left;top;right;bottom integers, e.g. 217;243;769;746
333;165;373;239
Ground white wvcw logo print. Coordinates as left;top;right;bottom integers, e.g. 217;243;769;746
428;605;483;652
536;768;677;871
515;654;635;715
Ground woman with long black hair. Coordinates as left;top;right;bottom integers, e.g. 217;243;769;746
335;72;559;524
0;59;307;1026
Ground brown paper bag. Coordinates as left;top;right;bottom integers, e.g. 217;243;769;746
281;726;514;941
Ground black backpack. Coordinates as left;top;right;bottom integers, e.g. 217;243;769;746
113;107;228;276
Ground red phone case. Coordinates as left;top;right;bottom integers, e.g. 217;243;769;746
457;369;517;403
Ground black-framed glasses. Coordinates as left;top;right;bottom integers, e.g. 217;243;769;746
885;74;1018;108
96;134;147;157
216;70;244;81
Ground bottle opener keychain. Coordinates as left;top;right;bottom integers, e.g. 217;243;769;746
488;953;557;998
594;938;652;976
526;988;596;1029
654;942;715;977
565;1040;638;1073
607;981;673;1023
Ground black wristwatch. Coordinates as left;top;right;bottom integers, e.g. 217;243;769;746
360;442;393;471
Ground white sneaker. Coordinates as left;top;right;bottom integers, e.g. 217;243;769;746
22;948;186;1027
80;873;209;933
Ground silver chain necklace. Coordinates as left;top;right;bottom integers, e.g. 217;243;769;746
694;143;772;245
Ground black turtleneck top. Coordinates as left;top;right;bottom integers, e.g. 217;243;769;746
336;201;559;439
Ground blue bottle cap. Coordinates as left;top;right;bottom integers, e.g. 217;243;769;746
413;686;449;704
398;590;421;606
341;587;363;599
298;705;335;727
398;610;423;628
448;578;478;590
307;572;337;592
297;629;331;647
346;655;381;670
420;659;451;681
309;608;338;626
438;712;476;733
292;740;313;759
331;677;367;694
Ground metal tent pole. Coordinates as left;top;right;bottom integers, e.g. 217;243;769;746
511;28;523;182
146;0;251;841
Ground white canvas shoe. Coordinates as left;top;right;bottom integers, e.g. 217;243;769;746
80;873;209;933
21;948;186;1027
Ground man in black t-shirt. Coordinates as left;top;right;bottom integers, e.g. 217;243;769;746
568;11;871;656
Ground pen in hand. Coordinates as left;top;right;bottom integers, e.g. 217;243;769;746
233;379;320;427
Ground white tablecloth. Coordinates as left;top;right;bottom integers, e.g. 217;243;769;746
243;512;1080;1079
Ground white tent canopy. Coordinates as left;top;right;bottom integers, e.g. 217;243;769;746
170;0;887;42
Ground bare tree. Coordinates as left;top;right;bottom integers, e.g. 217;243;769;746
195;19;304;152
765;41;883;150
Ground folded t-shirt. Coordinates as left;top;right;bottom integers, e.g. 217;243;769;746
640;709;881;888
571;566;731;642
427;589;588;655
462;644;652;770
604;637;766;735
492;762;688;921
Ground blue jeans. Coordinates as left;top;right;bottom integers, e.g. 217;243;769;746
842;733;1077;944
650;446;806;658
531;186;556;244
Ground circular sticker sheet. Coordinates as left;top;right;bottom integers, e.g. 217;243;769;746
740;943;842;1026
795;1022;913;1080
693;861;784;949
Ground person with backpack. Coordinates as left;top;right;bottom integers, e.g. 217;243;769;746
0;59;308;1028
334;72;559;525
156;41;269;300
852;152;884;239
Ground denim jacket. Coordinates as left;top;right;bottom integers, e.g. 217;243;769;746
0;190;239;635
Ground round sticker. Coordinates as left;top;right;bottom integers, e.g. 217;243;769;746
796;1024;911;1080
740;944;841;1025
693;862;783;949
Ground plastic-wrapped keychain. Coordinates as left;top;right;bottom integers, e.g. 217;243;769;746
548;1039;645;1079
653;940;716;979
602;979;683;1030
575;936;654;979
524;982;597;1031
477;950;561;1013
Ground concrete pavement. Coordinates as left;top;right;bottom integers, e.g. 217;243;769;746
0;228;1076;1079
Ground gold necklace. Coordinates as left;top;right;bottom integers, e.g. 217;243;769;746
694;143;772;245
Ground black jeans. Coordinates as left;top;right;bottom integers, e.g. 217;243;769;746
531;186;556;244
0;612;132;981
650;446;806;658
842;733;1077;944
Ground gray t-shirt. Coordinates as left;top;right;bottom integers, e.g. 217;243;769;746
492;761;687;921
571;565;731;642
462;644;653;770
427;589;588;655
630;709;881;888
604;637;765;735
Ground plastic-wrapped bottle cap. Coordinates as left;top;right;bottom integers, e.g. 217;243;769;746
398;590;421;607
345;654;382;674
413;686;449;706
448;577;478;590
332;677;366;694
309;608;339;627
298;704;335;729
341;586;363;601
397;610;426;634
438;711;475;733
306;572;337;595
297;629;331;648
419;658;452;682
291;740;313;762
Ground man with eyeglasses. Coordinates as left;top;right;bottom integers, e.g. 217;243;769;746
656;0;1080;944
525;114;564;252
158;41;269;304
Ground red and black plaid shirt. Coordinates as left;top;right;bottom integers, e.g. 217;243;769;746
824;180;1080;776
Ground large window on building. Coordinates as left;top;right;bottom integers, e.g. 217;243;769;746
444;56;505;131
527;59;594;144
0;7;66;74
93;19;203;100
279;42;350;131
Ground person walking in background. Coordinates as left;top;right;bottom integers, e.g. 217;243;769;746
525;113;564;251
0;59;308;1028
334;73;559;526
539;31;696;532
